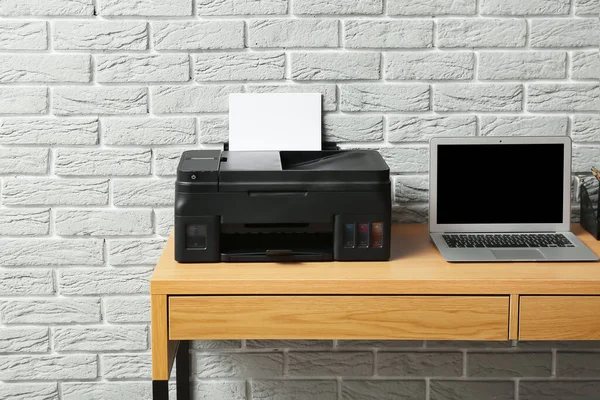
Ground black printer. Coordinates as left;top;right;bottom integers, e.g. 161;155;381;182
174;149;391;262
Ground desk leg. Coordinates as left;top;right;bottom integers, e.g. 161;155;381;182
152;380;169;400
152;294;176;400
176;340;190;400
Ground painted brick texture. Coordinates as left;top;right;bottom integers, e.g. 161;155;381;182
0;0;598;399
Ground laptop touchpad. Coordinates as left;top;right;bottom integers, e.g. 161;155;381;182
491;249;545;260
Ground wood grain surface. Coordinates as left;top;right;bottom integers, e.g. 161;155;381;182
151;224;600;295
168;295;509;340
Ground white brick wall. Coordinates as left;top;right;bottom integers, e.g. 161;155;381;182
0;0;598;399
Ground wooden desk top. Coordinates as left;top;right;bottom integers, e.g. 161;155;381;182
151;224;600;295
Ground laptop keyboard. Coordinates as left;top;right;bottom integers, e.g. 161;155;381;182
442;233;574;248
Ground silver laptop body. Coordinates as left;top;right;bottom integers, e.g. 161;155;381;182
429;136;598;262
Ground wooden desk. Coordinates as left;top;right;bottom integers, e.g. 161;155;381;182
150;224;600;400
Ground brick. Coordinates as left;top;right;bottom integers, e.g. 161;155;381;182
197;116;228;143
108;238;166;265
379;146;428;173
341;84;428;112
155;148;185;175
247;340;333;349
528;84;600;111
438;19;526;47
101;0;191;15
113;179;175;206
395;176;429;202
378;352;462;376
573;145;600;173
293;0;382;14
194;52;284;81
105;296;150;323
1;298;100;324
152;85;241;113
481;0;570;14
287;352;373;376
557;352;600;376
103;117;194;146
0;327;48;353
250;19;337;48
338;340;424;348
54;325;147;351
252;380;336;400
55;209;152;236
542;342;600;352
0;22;47;50
434;84;523;112
520;381;600;400
195;353;283;378
96;55;189;83
430;381;514;400
153;21;243;50
0;209;49;236
479;52;566;79
291;52;380;80
62;383;151;400
426;341;511;348
572;115;600;142
342;380;426;400
324;115;383;142
53;21;147;50
389;0;475;14
2;178;108;206
102;354;151;379
572;51;600;79
193;340;242;350
388;115;476;142
198;0;287;15
53;87;147;115
0;148;48;174
0;355;97;380
0;0;93;15
345;20;432;48
55;149;151;176
392;203;428;223
468;352;551;377
191;381;246;400
531;19;599;47
0;270;54;295
0;87;46;114
59;267;153;295
575;0;599;14
480;116;568;137
0;239;103;266
246;84;337;111
385;51;473;80
0;383;58;400
155;208;173;236
0;117;97;145
0;55;90;83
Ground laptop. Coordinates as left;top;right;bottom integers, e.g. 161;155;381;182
429;136;599;262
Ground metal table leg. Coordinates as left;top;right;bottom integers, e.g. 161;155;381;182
176;340;191;400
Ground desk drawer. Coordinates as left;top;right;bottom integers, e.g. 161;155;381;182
520;296;600;340
168;296;509;340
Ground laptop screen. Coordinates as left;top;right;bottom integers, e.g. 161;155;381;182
437;143;564;224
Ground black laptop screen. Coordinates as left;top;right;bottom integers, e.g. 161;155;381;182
437;143;565;224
